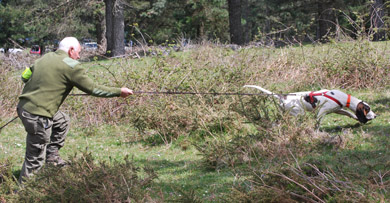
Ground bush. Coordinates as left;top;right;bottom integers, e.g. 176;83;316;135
0;159;18;200
194;95;325;170
229;159;388;202
17;152;159;202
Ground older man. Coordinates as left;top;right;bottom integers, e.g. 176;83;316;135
17;37;133;183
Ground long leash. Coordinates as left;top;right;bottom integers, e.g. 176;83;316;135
0;91;295;131
70;91;296;96
0;116;19;132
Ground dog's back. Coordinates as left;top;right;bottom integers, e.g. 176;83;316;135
244;85;308;115
244;85;331;116
244;85;376;125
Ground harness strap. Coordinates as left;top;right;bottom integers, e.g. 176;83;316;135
309;92;323;104
346;94;351;108
309;91;343;108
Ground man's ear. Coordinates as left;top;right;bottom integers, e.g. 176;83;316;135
68;47;73;55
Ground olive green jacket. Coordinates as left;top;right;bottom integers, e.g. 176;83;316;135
18;50;121;118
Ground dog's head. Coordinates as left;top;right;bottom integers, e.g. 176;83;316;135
356;101;376;123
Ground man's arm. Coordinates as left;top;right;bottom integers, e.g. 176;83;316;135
70;65;132;98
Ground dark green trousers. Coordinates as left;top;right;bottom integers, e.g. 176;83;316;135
17;107;70;183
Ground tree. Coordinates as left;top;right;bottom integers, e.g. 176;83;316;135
0;4;27;48
105;0;125;57
228;0;244;45
90;0;107;52
241;0;250;43
370;0;385;41
317;0;337;42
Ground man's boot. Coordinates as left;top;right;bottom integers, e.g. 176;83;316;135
46;151;69;167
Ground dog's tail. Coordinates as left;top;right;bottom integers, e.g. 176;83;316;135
243;85;280;99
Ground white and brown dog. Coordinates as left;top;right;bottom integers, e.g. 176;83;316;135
244;85;376;125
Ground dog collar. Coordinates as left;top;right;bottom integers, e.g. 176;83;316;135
346;94;351;108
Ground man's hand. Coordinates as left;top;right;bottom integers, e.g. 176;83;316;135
120;87;133;98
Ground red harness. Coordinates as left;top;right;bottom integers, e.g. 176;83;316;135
309;91;351;108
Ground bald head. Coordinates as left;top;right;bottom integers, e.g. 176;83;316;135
59;37;82;60
58;37;80;52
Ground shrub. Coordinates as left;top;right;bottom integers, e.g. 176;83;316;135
17;152;159;202
229;159;388;202
0;159;18;200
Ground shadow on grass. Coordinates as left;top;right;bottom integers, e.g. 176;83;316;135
308;124;390;176
320;117;385;134
320;122;362;133
136;158;233;200
305;147;390;180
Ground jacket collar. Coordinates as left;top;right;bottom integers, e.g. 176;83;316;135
55;49;68;56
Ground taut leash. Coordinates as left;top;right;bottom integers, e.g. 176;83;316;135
0;116;19;133
70;91;296;96
1;91;294;132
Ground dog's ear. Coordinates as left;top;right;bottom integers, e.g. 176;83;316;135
356;102;368;123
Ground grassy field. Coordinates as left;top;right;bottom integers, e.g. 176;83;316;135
0;123;236;201
1;40;390;202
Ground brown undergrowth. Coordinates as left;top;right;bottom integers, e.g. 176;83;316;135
16;152;159;202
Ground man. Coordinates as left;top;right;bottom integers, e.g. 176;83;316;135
17;37;133;183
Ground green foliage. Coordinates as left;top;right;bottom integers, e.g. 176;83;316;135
127;0;229;44
0;0;100;48
1;0;387;46
0;4;28;47
17;152;158;202
0;159;18;200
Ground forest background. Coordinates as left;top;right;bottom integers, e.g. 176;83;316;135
0;0;389;52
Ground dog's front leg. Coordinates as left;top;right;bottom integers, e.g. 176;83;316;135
334;109;358;120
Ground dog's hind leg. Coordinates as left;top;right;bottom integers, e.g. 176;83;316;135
315;116;324;130
314;106;333;130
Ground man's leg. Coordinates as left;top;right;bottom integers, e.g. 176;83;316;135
46;111;70;166
17;108;52;183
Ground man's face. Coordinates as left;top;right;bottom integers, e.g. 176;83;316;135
68;44;82;60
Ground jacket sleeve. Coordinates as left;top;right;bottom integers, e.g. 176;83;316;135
70;65;121;97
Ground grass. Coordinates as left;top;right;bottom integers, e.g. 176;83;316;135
0;120;236;201
1;40;390;201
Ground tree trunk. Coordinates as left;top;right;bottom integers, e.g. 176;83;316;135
105;0;113;53
241;0;250;44
105;0;124;57
228;0;244;45
317;0;335;42
371;0;385;41
95;11;106;53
